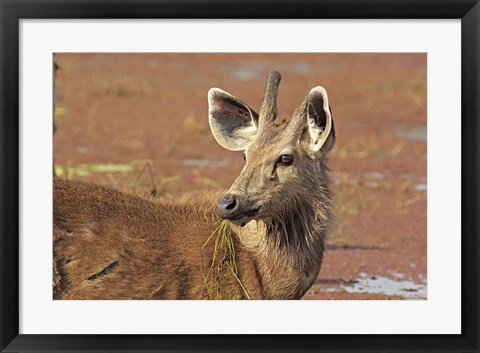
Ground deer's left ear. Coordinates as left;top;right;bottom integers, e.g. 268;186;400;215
306;86;335;157
208;88;259;151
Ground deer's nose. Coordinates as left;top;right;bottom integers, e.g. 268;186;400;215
216;194;238;218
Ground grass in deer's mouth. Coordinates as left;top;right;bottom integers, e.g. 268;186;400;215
201;220;250;300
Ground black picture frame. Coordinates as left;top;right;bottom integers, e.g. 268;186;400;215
1;1;478;352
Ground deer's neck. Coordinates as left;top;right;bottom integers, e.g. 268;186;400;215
235;188;333;299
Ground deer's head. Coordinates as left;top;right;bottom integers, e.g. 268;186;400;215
208;71;335;226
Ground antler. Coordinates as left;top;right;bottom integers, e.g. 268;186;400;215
259;71;281;128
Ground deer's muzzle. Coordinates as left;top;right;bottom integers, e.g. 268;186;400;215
216;193;259;223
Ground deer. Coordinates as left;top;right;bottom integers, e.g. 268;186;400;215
53;70;335;300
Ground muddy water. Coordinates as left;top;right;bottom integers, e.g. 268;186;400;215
54;53;427;300
312;273;427;299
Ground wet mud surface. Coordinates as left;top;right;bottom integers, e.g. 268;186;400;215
54;53;427;300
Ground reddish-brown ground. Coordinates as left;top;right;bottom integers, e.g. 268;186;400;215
54;53;427;300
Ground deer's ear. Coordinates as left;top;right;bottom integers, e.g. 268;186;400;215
305;86;335;156
208;88;259;151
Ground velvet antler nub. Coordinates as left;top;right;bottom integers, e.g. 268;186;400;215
259;71;281;125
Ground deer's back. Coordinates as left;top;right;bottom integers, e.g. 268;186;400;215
53;177;238;299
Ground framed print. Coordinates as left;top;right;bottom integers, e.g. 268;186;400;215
1;0;479;352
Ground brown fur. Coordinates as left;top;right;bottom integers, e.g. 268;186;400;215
53;71;335;300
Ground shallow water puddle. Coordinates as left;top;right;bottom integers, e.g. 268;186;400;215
415;183;427;191
226;61;317;81
363;172;385;180
323;273;427;299
395;125;427;141
183;158;230;169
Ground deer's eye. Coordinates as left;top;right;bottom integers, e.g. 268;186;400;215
243;153;246;161
277;154;294;166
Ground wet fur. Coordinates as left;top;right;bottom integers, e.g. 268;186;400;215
54;177;256;299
